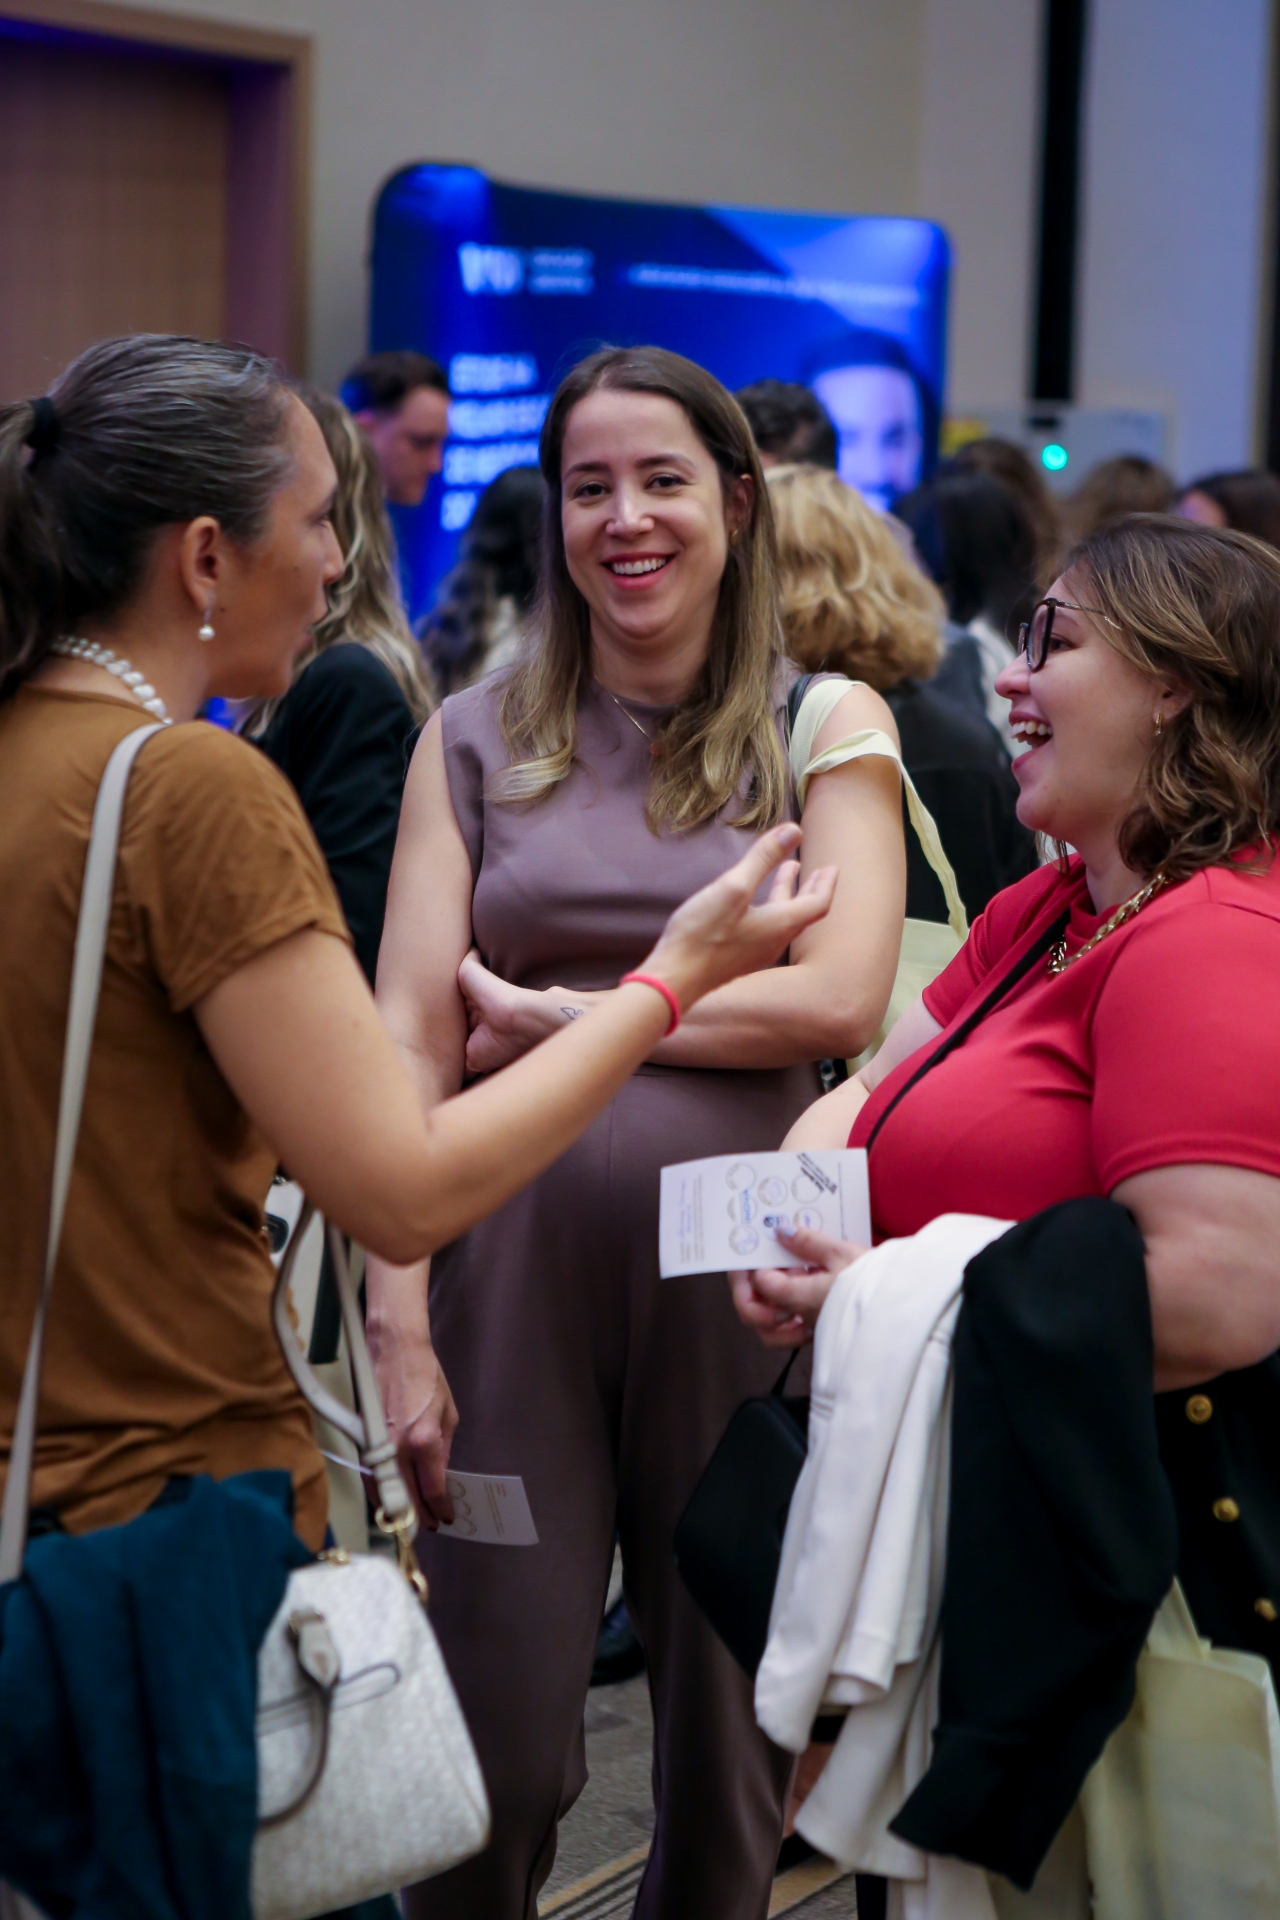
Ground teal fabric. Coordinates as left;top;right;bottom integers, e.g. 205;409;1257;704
0;1470;310;1920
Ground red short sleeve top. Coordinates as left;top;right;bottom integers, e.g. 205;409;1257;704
850;851;1280;1240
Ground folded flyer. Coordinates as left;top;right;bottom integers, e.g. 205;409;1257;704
436;1471;539;1545
658;1149;870;1276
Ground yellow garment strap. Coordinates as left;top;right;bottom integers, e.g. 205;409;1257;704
791;677;968;944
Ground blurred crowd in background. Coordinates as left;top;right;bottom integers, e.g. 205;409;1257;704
266;348;1280;986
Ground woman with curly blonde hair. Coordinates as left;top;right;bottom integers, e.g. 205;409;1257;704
770;459;944;684
769;463;1035;921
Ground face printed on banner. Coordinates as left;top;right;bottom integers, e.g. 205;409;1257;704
559;387;749;657
811;365;924;512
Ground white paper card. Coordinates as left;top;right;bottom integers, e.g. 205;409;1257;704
659;1149;870;1276
436;1471;539;1545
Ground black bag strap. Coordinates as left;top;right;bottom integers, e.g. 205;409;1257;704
771;1348;803;1397
863;905;1070;1157
785;672;815;744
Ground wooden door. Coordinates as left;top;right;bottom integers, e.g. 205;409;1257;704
0;34;228;399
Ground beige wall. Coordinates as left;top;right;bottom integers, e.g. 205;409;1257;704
1078;0;1273;476
920;0;1043;411
97;0;922;385
49;0;1280;473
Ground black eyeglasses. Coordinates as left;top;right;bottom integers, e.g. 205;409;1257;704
1017;596;1120;670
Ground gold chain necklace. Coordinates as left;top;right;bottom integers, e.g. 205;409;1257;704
607;690;662;757
1047;873;1168;974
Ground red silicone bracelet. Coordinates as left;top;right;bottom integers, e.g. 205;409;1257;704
620;971;681;1036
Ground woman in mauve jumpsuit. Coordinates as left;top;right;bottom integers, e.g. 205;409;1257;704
372;348;906;1920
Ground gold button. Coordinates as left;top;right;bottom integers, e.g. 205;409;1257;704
1213;1497;1241;1523
1256;1599;1278;1623
1186;1394;1213;1424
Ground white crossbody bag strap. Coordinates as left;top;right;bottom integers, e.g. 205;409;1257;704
0;725;165;1585
790;677;969;944
272;1212;418;1539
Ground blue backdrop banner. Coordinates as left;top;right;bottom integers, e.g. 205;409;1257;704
368;164;949;619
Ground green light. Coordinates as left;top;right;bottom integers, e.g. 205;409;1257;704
1041;443;1069;472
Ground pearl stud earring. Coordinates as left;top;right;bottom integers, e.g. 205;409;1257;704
198;608;215;643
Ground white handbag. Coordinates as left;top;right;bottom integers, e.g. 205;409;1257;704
253;1206;490;1918
0;725;490;1920
1079;1580;1280;1919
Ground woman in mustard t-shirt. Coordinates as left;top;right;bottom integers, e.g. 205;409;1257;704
0;334;835;1552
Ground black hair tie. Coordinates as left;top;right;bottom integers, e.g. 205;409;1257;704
24;396;59;460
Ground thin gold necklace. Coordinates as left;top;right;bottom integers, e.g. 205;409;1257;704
1047;873;1168;974
607;689;662;757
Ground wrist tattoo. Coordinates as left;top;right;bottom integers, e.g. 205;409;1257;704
559;1005;584;1020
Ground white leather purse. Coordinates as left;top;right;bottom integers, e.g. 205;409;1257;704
253;1206;490;1919
0;725;490;1920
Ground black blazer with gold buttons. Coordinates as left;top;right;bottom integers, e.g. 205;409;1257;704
889;1194;1280;1892
1157;1352;1280;1663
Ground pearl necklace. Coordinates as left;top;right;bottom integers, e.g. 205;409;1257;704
1046;873;1168;974
51;637;173;725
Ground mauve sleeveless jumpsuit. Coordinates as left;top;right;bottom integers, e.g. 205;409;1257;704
406;674;821;1920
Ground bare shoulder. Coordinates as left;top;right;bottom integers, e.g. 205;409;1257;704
397;710;464;848
404;707;445;790
813;680;900;754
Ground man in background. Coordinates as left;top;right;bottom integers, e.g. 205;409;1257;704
341;350;450;506
736;379;838;470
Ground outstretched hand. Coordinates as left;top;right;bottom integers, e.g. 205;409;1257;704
643;823;836;1013
728;1222;866;1347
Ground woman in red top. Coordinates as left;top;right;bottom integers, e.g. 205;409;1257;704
733;514;1280;1394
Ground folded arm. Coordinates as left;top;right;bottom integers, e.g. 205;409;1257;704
652;687;904;1064
462;686;907;1074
